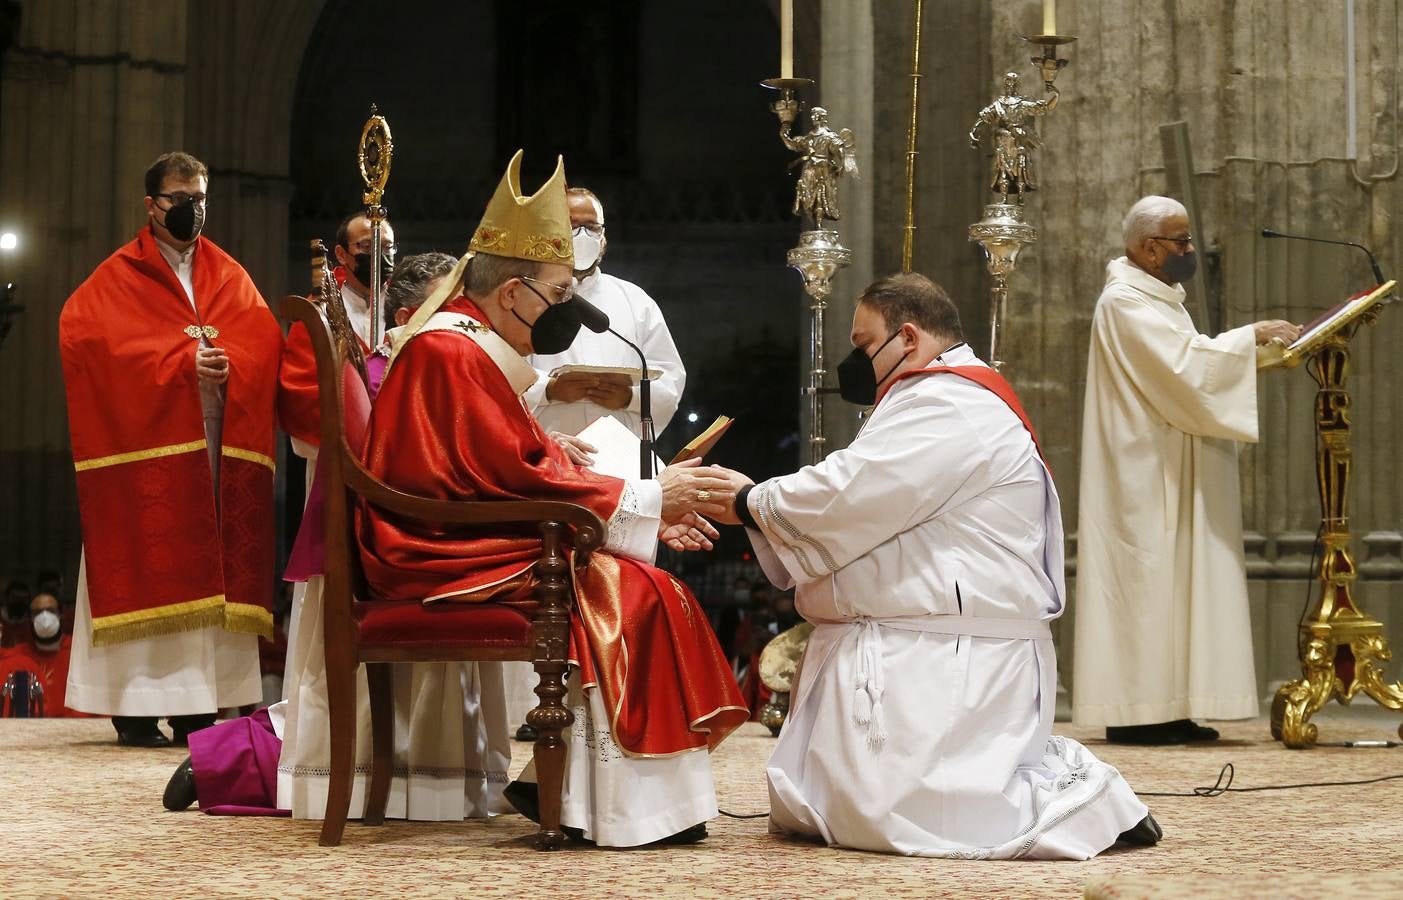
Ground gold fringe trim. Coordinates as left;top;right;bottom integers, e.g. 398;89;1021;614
221;445;276;473
223;601;274;640
90;595;274;646
90;595;226;647
74;439;206;472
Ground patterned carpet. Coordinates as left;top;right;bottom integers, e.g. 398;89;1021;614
3;709;1402;898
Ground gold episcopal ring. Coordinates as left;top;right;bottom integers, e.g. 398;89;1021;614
696;490;712;503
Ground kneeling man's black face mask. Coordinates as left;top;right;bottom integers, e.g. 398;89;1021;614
837;330;908;406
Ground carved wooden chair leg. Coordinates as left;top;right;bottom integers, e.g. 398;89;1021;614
363;662;395;826
530;521;577;851
319;662;357;846
528;660;574;850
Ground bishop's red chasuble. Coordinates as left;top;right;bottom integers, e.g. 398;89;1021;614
59;229;282;646
358;297;747;757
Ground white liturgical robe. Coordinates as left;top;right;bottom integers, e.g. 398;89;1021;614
749;345;1147;859
1073;257;1260;727
525;270;686;437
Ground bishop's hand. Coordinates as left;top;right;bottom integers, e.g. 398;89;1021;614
657;458;733;523
659;512;720;553
549;431;596;466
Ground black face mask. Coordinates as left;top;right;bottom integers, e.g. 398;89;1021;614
351;252;395;288
162;199;205;242
1159;248;1198;284
837;330;909;406
514;282;583;355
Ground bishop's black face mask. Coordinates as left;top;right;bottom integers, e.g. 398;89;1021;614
836;329;909;406
161;198;206;242
351;251;395;288
514;281;583;355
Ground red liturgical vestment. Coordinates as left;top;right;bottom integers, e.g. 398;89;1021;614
59;229;282;646
358;297;747;757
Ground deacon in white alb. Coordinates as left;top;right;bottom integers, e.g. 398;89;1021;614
712;273;1159;860
1073;195;1300;744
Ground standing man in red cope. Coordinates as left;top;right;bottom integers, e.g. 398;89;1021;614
59;152;283;747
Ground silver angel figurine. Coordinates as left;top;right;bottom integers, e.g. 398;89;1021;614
968;72;1059;205
781;106;859;225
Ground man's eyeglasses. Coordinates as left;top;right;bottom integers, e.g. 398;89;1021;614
155;192;208;208
1151;235;1193;247
572;224;604;237
519;274;575;304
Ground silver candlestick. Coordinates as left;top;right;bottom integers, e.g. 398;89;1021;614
763;77;859;464
967;33;1074;370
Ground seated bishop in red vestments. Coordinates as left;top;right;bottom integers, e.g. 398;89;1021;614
357;151;748;846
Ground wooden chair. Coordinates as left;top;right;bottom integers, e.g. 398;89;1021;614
281;296;604;849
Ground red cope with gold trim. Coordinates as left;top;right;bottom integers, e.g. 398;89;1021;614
358;296;748;757
59;229;283;646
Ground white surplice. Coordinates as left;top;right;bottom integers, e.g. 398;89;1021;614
524;271;686;437
1072;257;1260;727
749;345;1147;859
278;311;716;841
66;239;261;717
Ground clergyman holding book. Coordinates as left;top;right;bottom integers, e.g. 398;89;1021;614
524;187;686;440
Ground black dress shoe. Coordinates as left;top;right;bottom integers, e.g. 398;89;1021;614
112;716;171;748
163;756;198;811
1116;813;1163;846
1106;721;1186;745
168;713;218;747
1170;719;1220;742
514;723;539;742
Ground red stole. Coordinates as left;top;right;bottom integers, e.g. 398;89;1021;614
59;229;282;645
879;363;1048;469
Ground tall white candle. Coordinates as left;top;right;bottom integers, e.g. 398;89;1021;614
1043;0;1056;35
781;0;794;78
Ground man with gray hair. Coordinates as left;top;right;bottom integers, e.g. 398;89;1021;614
1073;195;1300;744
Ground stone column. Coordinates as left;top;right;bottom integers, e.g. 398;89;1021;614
816;0;875;453
0;0;188;586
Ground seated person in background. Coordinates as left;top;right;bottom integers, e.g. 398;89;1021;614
0;591;83;717
709;272;1159;859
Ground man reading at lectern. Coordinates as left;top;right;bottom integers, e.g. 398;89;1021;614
709;273;1157;859
1073;195;1301;744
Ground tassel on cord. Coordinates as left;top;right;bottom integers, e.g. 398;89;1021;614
852;618;887;750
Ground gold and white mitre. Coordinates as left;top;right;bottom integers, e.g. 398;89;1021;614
390;150;573;368
469;149;573;266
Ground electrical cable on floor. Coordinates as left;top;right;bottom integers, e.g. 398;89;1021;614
1136;759;1403;798
719;809;769;818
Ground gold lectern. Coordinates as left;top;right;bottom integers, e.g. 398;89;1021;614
1261;281;1403;747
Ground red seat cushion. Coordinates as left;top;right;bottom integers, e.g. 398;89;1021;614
354;600;532;649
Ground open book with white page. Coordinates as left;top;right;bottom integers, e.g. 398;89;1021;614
575;415;665;481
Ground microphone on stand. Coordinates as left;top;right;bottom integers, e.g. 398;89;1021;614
573;295;658;480
1261;227;1386;285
